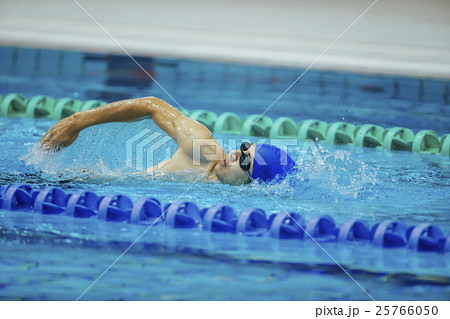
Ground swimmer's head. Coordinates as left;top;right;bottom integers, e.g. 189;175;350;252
214;142;295;185
251;143;296;182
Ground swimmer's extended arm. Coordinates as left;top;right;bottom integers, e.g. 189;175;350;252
40;97;217;153
73;97;186;140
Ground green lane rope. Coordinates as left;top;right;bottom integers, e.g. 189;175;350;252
0;93;106;120
0;93;448;156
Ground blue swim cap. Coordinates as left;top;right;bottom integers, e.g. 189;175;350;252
251;144;296;182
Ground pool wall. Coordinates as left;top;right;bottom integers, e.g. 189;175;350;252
1;46;449;133
1;0;449;79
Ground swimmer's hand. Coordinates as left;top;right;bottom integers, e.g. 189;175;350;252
40;115;81;151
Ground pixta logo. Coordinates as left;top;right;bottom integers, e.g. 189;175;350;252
126;131;326;175
125;129;173;174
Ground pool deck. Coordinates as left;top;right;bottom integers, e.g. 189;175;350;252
0;0;449;79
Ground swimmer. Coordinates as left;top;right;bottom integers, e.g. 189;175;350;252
40;97;295;185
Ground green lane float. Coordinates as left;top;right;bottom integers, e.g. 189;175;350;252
440;135;450;156
382;127;415;151
412;130;441;154
354;124;384;148
0;93;448;156
325;122;356;145
213;112;242;135
269;117;298;138
80;99;107;111
26;95;56;118
241;115;273;137
190;110;217;131
52;98;83;120
1;93;27;117
297;119;328;141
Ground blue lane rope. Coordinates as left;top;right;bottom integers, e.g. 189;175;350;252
0;183;449;254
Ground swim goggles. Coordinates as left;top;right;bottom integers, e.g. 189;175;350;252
240;142;253;182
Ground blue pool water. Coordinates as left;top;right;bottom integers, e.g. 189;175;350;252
0;46;449;301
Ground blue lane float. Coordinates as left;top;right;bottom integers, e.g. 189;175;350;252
406;224;446;253
66;191;98;218
165;201;201;228
268;212;305;239
371;220;408;248
34;187;69;215
1;183;37;211
203;205;237;233
337;219;371;243
0;183;449;254
306;214;338;243
98;194;133;222
236;208;268;237
131;197;163;225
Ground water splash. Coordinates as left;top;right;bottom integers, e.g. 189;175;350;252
18;120;186;184
267;148;379;202
19;142;127;182
19;122;139;181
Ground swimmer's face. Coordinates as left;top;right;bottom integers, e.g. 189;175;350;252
214;143;256;186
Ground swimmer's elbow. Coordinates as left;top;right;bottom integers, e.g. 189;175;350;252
139;96;183;119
